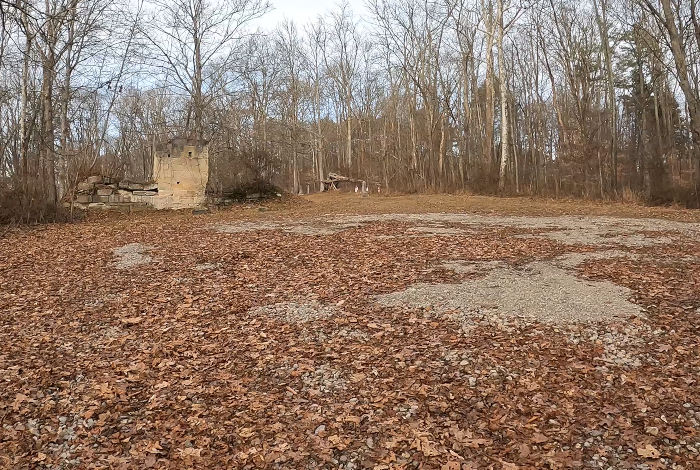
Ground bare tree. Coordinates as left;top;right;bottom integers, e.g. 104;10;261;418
323;2;359;170
142;0;270;140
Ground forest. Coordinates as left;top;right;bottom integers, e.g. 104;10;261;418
0;0;699;222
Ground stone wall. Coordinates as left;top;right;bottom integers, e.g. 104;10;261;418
68;176;157;211
152;139;208;209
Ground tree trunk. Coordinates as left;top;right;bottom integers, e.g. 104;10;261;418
484;1;496;178
654;0;700;189
497;0;509;191
40;58;57;204
593;0;617;196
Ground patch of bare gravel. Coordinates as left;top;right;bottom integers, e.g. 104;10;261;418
301;363;347;394
332;213;699;246
563;322;657;371
112;243;153;269
376;261;643;327
213;212;699;246
193;262;219;271
249;301;339;323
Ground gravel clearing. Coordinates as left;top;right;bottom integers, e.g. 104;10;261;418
331;213;699;246
213;212;699;246
5;194;700;469
248;301;339;323
112;243;153;269
376;261;643;326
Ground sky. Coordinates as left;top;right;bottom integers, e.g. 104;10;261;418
260;0;368;29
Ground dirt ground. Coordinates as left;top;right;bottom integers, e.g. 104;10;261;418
1;193;699;469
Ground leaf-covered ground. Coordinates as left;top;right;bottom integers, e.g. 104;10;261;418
1;194;699;469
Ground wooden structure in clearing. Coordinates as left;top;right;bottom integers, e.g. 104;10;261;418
321;173;366;192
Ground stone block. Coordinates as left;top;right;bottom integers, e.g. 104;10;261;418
133;190;156;196
119;181;157;191
86;175;103;184
76;194;91;203
77;182;94;192
97;188;113;196
95;195;110;203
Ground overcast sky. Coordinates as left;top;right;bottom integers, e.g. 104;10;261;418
260;0;368;28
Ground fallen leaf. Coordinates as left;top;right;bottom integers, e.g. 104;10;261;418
121;317;144;326
178;447;203;458
637;444;661;459
239;428;255;438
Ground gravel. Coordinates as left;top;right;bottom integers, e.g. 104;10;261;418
249;301;339;323
193;262;219;271
213;212;700;246
301;363;347;393
112;243;153;269
331;213;698;246
376;261;643;326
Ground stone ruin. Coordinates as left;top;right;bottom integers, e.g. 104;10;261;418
70;176;158;210
150;137;209;209
68;137;209;211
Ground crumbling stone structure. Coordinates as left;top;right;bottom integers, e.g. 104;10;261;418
71;176;157;210
151;137;208;209
69;137;209;211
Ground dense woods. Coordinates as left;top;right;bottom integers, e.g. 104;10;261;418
0;0;699;221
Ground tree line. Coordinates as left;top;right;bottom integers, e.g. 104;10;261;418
0;0;699;222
